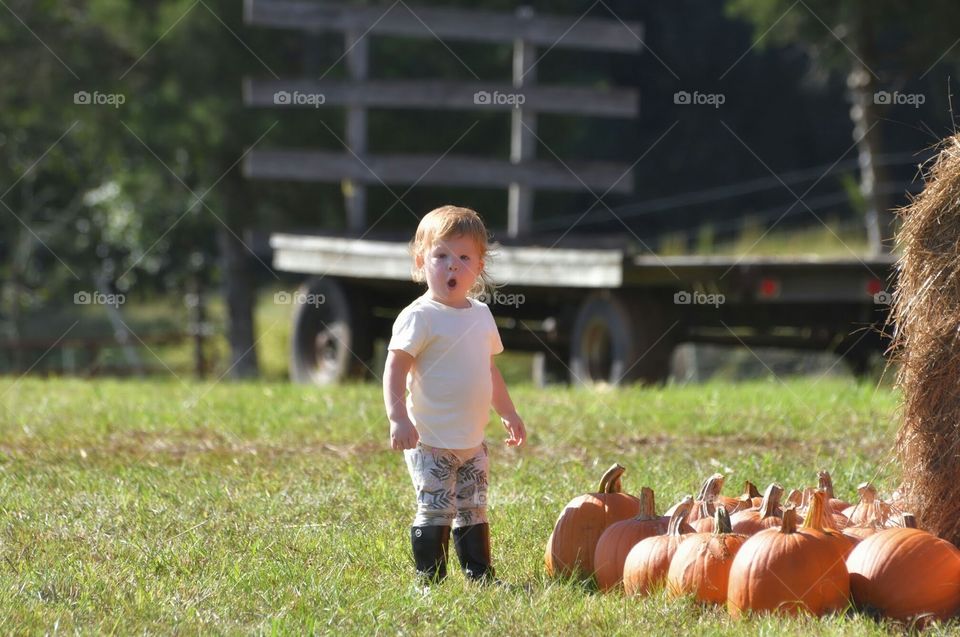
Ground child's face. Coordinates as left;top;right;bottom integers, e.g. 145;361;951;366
417;234;484;307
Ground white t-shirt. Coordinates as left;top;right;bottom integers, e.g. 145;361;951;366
388;294;504;449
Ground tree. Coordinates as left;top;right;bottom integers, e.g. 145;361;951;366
726;0;960;253
0;0;135;362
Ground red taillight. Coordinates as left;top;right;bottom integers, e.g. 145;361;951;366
758;277;780;298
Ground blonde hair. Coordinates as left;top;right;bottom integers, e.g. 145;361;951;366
410;205;494;298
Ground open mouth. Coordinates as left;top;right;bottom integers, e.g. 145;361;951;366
447;278;457;290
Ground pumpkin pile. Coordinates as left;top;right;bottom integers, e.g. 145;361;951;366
545;467;960;623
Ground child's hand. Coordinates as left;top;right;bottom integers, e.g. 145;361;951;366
501;412;526;447
390;419;419;450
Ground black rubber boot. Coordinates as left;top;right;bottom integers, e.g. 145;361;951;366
411;525;450;584
452;523;495;582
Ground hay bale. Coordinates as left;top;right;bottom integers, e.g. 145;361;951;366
893;135;960;544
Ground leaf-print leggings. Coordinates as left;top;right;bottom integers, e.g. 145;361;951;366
403;441;489;528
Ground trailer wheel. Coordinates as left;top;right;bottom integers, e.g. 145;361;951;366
569;292;674;386
289;277;372;385
836;328;887;379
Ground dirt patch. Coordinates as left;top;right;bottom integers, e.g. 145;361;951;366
499;432;894;468
0;429;385;463
0;429;892;468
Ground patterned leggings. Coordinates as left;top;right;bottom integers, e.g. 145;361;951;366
403;442;489;528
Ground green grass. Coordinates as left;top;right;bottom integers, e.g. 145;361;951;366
0;376;936;635
658;219;876;257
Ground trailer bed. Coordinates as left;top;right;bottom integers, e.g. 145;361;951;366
271;232;897;386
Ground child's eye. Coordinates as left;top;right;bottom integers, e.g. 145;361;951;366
460;255;470;262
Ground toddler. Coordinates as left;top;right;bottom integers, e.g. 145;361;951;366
383;205;526;585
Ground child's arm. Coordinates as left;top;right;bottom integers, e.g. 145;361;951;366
383;350;419;450
491;356;526;447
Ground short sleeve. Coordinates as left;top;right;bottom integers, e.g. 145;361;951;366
487;307;504;355
388;308;429;357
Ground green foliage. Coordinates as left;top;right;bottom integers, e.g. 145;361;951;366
725;0;960;75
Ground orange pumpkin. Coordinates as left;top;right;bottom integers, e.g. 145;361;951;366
622;496;694;596
593;487;667;592
799;487;849;530
844;525;882;543
694;481;762;533
802;489;855;558
841;483;897;544
545;464;641;580
692;501;714;533
665;473;736;525
846;522;960;621
727;507;850;618
842;483;895;526
666;505;748;605
818;470;851;513
730;483;784;535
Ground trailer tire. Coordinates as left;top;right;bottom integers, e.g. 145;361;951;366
289;277;372;385
569;292;674;386
837;328;887;379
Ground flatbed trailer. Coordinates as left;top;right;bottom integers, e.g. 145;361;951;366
271;233;896;385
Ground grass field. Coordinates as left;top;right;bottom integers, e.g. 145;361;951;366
0;375;941;635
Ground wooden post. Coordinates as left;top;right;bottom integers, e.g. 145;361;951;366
344;30;368;232
508;6;536;238
96;271;143;376
186;277;207;379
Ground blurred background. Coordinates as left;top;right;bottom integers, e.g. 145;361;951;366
3;0;959;386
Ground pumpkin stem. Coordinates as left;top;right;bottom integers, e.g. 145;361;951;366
759;483;784;518
598;463;625;494
634;486;657;519
817;470;835;499
699;498;713;519
846;482;880;522
713;504;733;534
779;506;799;534
667;496;694;536
735;481;760;511
801;489;835;531
786;489;803;509
696;473;725;503
856;482;877;504
902;513;917;528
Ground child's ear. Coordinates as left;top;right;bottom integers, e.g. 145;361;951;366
414;252;424;270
